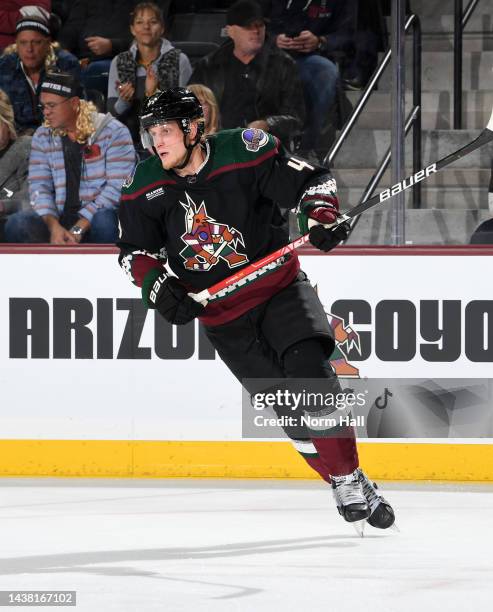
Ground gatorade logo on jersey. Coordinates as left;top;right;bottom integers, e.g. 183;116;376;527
179;193;249;271
241;128;269;152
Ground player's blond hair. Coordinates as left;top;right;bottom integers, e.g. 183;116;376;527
0;89;17;142
46;100;98;144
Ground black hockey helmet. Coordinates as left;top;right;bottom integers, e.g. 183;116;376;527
139;88;205;168
140;87;203;134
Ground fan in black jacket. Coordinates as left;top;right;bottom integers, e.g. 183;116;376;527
189;1;305;149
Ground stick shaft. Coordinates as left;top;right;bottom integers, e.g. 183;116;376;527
192;126;493;303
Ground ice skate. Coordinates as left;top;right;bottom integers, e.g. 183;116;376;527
357;468;396;529
331;469;370;533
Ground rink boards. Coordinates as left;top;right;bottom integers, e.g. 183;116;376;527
1;245;493;480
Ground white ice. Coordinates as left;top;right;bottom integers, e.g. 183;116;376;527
0;479;492;612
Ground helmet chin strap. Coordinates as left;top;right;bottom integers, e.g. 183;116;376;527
172;128;201;172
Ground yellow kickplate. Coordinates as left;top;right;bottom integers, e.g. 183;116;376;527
0;440;492;481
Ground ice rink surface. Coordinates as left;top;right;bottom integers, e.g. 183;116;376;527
0;478;492;612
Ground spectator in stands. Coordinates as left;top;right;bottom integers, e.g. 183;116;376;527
51;1;71;26
4;72;136;244
266;0;357;158
339;0;384;91
58;0;141;96
107;2;192;149
189;0;304;148
0;1;50;51
0;15;80;134
0;89;31;226
187;83;219;135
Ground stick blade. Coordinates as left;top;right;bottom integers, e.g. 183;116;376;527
487;108;493;133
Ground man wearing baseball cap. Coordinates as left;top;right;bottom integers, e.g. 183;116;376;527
0;14;80;133
4;71;136;244
190;0;304;147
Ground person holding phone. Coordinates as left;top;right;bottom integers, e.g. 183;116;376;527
267;0;357;161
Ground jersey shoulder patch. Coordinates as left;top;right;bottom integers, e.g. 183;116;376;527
208;128;278;174
240;127;270;152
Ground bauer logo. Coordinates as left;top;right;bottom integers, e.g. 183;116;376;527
378;163;437;203
7;297;493;363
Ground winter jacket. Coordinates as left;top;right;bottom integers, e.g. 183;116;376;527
189;38;305;145
0;135;31;216
58;0;140;60
0;47;80;133
29;112;136;222
266;0;357;57
107;39;192;118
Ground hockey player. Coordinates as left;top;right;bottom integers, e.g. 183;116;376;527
117;87;394;531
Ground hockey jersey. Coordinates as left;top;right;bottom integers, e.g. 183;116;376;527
117;128;338;326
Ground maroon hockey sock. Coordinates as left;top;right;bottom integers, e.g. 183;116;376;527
311;430;359;476
291;439;332;482
302;454;332;483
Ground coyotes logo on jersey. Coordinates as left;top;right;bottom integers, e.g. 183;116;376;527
327;313;362;378
179;193;249;271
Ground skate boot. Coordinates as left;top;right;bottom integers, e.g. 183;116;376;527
357;468;395;529
331;469;370;523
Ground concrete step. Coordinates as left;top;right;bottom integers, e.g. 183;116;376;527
410;0;493;21
377;50;493;92
345;208;491;245
420;32;493;52
337;186;489;210
386;3;493;34
333;167;491;188
344;91;493;130
331;129;493;169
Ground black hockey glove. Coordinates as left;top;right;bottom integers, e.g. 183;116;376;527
309;221;350;252
151;275;205;325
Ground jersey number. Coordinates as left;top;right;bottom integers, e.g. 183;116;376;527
287;158;315;172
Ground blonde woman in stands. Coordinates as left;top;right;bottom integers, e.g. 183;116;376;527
187;83;220;135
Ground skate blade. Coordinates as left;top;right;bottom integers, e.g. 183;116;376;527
390;522;400;533
352;519;366;537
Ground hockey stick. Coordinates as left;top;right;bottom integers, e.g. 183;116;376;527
190;110;493;304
